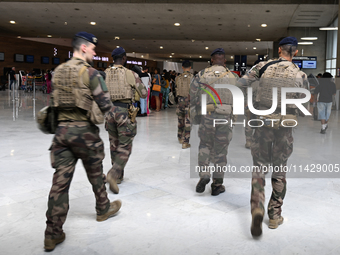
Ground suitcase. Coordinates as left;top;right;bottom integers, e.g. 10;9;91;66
150;93;163;110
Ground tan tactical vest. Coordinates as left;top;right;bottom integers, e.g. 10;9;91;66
177;72;193;97
200;66;237;106
105;65;134;101
52;59;92;111
259;60;300;110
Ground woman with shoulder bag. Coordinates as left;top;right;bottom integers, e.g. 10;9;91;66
152;68;162;112
161;72;171;109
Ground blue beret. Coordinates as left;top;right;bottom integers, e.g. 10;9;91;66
111;47;126;57
75;32;98;45
211;48;225;56
182;60;191;67
278;37;298;46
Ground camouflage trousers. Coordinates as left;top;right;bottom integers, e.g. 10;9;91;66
45;121;110;239
105;106;137;181
198;112;233;186
245;110;253;142
251;127;293;219
177;96;190;144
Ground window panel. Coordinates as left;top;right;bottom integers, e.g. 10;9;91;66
332;59;337;68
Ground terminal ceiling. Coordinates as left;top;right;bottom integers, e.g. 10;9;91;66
0;0;338;62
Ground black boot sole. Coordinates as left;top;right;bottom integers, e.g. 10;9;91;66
196;178;210;193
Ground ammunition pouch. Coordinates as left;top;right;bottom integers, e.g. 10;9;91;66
259;113;298;129
128;104;139;123
281;114;298;127
215;104;232;115
206;104;232;116
259;114;281;129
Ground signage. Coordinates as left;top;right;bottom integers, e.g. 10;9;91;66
302;60;317;69
25;55;34;63
241;55;247;75
93;56;109;61
234;55;240;71
53;57;60;65
14;54;24;62
41;56;49;64
293;56;317;61
127;60;143;65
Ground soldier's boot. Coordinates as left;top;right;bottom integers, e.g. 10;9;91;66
107;175;119;194
251;208;264;237
245;140;251;149
96;200;122;222
211;184;225;196
182;143;191;149
178;137;183;144
268;216;284;229
44;232;66;251
196;177;210;193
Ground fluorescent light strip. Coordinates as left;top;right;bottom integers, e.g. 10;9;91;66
301;37;318;40
298;42;313;45
319;27;338;30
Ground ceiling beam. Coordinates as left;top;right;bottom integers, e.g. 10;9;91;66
0;0;338;4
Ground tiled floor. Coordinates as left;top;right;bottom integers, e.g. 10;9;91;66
1;90;340;255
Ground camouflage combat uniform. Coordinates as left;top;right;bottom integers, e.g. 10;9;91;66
45;57;113;239
176;71;193;144
191;65;239;188
237;57;308;219
244;68;260;148
105;65;147;182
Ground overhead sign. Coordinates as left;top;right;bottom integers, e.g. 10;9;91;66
93;56;109;61
67;51;109;62
293;56;317;61
127;60;143;65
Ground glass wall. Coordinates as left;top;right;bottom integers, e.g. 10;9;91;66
326;17;338;77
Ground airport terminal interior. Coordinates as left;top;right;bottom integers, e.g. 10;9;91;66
1;1;340;254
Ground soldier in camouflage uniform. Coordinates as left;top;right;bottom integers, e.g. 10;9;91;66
176;60;193;149
104;47;147;194
245;60;260;149
191;48;239;196
44;32;122;251
237;37;309;237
